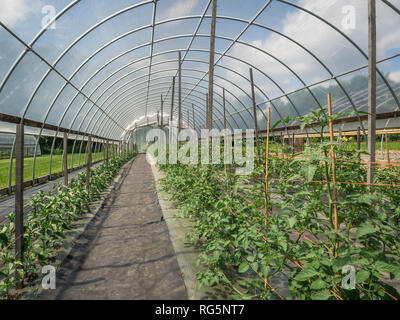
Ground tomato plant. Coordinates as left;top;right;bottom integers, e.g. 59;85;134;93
159;111;400;300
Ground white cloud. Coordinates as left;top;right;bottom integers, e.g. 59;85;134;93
0;0;41;27
157;0;200;21
222;0;400;101
388;71;400;83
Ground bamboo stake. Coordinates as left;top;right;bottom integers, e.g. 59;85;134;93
327;94;339;255
249;68;260;163
265;107;271;233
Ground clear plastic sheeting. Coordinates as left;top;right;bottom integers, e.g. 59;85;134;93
0;0;399;142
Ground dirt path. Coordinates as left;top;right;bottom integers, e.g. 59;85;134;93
38;154;187;300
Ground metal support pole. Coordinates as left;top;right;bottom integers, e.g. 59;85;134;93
63;133;68;186
86;135;92;191
337;128;343;144
265;107;271;232
249;68;260;161
106;140;109;170
357;127;361;151
206;93;209;128
15;123;24;287
161;94;164;127
192;103;196;131
367;0;376;185
385;134;390;164
170;76;175;124
222;88;227;130
207;0;217;130
178;51;182;132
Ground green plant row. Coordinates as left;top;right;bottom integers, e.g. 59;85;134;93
0;151;137;299
158;110;400;300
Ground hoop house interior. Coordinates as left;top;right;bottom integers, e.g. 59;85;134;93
0;0;398;139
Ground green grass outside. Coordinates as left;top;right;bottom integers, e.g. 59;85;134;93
0;152;105;189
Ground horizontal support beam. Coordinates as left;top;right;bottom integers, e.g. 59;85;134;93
0;112;119;142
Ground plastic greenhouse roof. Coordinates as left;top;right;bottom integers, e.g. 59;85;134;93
0;0;399;141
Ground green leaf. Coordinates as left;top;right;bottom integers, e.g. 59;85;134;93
375;260;400;278
251;262;259;272
287;216;297;228
356;269;370;283
310;279;328;290
311;289;332;300
357;222;377;237
270;120;282;131
295;268;318;281
238;262;249;273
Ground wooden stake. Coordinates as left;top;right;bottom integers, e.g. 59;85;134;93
367;0;376;185
15;123;24;288
357;127;361;151
178;51;182;132
63;133;68;186
249;68;260;162
265;107;271;233
207;0;217;130
328;94;339;255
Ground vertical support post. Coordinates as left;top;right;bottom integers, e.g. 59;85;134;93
161;94;164;127
385;133;390;164
357;127;361;151
192;104;196;131
207;0;217;130
106;140;109;170
381;133;385;160
86;135;92;191
249;68;260;162
15;123;24;288
292;132;295;155
264;107;271;233
222;88;227;130
328;94;339;255
178;51;182;133
63;133;68;186
170;76;175;124
367;0;376;185
337;128;343;144
157;111;160;127
205;93;209;129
